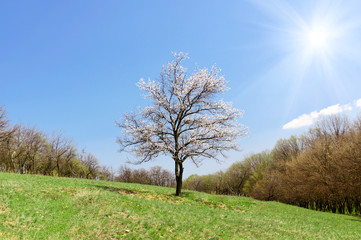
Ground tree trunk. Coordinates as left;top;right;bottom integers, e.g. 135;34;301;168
56;157;61;176
175;161;183;196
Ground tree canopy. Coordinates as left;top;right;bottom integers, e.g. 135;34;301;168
117;52;247;196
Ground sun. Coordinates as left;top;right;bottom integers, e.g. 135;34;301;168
294;21;337;61
307;26;329;50
248;0;360;116
304;21;337;56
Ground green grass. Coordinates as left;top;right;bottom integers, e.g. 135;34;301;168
0;173;360;239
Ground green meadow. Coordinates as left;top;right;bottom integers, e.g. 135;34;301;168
0;173;360;239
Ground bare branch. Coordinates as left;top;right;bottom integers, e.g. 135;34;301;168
116;52;248;195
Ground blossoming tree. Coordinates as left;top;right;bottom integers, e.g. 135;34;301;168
116;53;247;196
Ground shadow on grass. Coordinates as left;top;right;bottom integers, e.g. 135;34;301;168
93;185;169;196
179;191;197;199
94;185;138;194
347;216;361;222
154;189;197;198
96;185;194;201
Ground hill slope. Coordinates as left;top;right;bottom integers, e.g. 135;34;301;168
0;173;360;239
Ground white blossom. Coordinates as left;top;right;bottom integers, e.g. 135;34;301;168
116;52;248;195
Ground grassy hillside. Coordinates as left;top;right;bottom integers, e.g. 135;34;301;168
0;173;360;239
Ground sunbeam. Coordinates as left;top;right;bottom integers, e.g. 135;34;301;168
307;25;329;50
248;0;361;118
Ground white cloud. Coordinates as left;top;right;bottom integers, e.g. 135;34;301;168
356;98;361;108
283;103;353;130
282;112;318;130
319;104;352;115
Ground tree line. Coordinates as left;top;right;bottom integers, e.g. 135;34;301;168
0;106;174;188
116;165;175;187
184;115;361;215
0;106;110;179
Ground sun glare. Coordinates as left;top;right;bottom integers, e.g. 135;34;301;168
299;23;334;55
249;0;360;116
308;27;329;49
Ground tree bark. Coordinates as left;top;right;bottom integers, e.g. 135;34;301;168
175;161;184;196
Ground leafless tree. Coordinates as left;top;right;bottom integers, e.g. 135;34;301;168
80;152;100;179
15;125;44;174
99;166;115;181
117;165;133;182
0;107;14;170
0;107;11;142
45;133;76;176
149;166;175;187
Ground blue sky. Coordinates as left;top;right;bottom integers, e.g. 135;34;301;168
1;0;361;177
